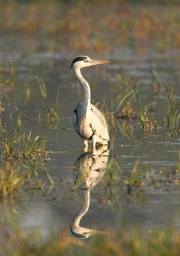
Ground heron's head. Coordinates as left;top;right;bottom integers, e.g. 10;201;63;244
70;225;110;239
70;56;110;70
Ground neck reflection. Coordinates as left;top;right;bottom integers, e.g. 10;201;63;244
70;148;110;239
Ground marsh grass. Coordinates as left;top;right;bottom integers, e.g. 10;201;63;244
105;157;147;207
37;77;60;128
114;85;158;139
0;161;50;200
139;104;158;137
0;165;25;199
0;1;179;51
105;155;180;208
166;86;180;136
108;67;179;140
0;127;47;161
0;222;179;256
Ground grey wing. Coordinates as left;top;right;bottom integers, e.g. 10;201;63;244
73;102;81;128
74;103;84;138
73;103;94;140
89;104;109;141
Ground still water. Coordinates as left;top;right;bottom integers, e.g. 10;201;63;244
0;34;179;240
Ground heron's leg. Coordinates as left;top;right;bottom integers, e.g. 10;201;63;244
92;135;97;155
83;139;88;152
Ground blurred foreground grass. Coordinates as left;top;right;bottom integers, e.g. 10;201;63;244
0;224;180;256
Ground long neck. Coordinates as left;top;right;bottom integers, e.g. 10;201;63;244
71;189;90;228
73;67;91;109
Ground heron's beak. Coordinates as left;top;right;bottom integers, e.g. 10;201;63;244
90;59;110;66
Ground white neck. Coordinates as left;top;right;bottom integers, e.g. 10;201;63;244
73;189;90;228
73;66;91;110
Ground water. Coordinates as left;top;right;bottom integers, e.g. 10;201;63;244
0;34;179;240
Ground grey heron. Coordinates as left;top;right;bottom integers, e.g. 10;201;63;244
71;56;110;154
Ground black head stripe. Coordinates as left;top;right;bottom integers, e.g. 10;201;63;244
70;56;88;68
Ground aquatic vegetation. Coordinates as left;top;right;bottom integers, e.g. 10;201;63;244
0;0;179;51
115;85;158;138
0;165;25;199
105;71;159;139
104;155;180;209
151;68;164;94
0;127;47;160
106;157;122;188
139;106;158;136
0;159;54;200
166;86;180;136
104;157;147;208
0;222;179;256
38;77;60;128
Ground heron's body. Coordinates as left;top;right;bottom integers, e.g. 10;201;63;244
71;56;110;154
74;102;109;142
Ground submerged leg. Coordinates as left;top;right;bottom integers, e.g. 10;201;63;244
92;136;110;155
92;135;97;155
83;139;89;152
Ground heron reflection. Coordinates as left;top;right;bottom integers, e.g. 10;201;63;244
70;148;110;239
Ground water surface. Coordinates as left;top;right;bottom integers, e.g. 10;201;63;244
0;33;179;240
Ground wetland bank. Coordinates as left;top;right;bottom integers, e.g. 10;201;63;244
0;0;180;255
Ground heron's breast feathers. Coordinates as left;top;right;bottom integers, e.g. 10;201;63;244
74;103;109;141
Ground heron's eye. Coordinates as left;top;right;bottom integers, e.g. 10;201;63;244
84;59;89;63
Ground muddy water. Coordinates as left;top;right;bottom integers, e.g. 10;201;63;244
0;34;179;239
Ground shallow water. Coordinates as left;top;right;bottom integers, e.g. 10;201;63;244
0;34;179;240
